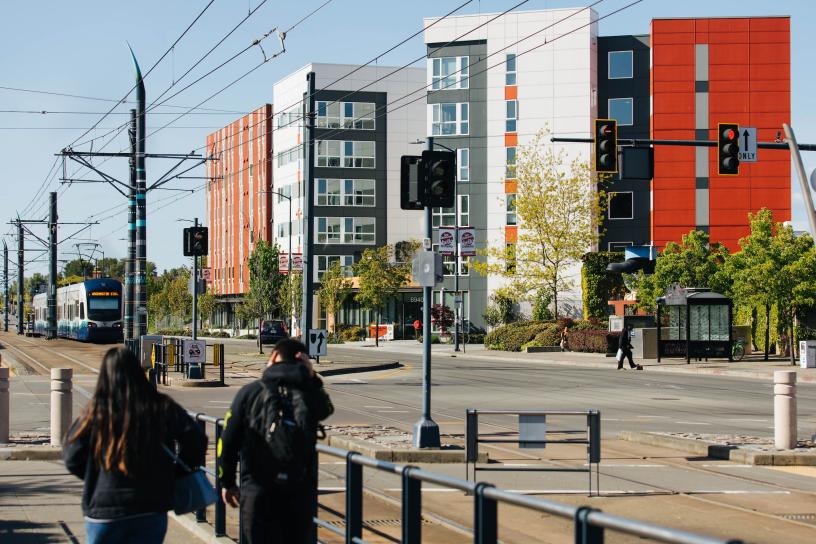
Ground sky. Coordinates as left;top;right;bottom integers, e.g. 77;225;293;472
1;0;813;276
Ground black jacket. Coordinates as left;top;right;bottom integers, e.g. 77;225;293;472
218;361;334;489
618;328;633;351
63;399;207;520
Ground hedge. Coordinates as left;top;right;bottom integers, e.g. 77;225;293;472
568;329;616;353
533;324;561;346
485;321;553;352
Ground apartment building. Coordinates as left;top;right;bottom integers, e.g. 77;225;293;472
424;7;599;320
272;63;426;335
205;104;273;326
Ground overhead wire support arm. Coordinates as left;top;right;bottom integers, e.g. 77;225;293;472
148;157;208;191
550;136;816;151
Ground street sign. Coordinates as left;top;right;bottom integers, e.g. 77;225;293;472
182;339;206;364
519;414;547;449
279;253;303;273
459;227;476;256
438;227;455;256
738;126;757;163
308;328;328;358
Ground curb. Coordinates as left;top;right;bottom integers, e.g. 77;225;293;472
167;512;233;544
619;431;816;466
0;445;63;461
326;435;487;463
168;379;227;388
318;361;401;377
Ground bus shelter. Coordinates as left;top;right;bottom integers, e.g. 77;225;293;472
656;285;733;363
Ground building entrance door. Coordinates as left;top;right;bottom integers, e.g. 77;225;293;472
399;292;423;340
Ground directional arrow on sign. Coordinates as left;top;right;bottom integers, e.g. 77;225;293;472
738;126;757;163
317;331;325;353
742;129;749;150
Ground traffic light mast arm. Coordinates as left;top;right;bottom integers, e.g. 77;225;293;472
552;136;816;151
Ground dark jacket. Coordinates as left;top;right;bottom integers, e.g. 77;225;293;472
618;328;633;351
63;399;207;520
218;361;334;489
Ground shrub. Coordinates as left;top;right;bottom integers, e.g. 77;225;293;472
568;329;616;353
485;321;554;352
483;293;516;327
417;334;441;344
327;333;344;344
556;317;575;331
533;323;561;346
571;320;597;331
466;333;486;345
206;330;231;338
337;325;365;342
521;340;543;351
531;290;554;321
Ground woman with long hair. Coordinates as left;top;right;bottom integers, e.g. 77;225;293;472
64;347;207;543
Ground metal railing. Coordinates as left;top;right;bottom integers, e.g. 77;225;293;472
186;410;743;544
466;409;601;495
126;337;226;386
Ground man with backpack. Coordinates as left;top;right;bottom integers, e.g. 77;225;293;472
218;338;334;543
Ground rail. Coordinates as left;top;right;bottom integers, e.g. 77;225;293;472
466;409;601;495
185;410;743;544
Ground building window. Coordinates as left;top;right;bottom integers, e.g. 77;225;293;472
608;51;633;79
317;178;375;206
276;145;302;167
430;103;469;136
276;184;293;202
276;106;299;128
608;192;633;220
317;255;354;280
505;147;517;179
432;195;469;228
457;148;469;182
317;101;376;130
432;245;470;277
430;56;469;90
506;53;517;85
608;242;632;251
506;100;518;132
608;98;633;126
316;140;375;168
506;194;517;225
317;217;376;244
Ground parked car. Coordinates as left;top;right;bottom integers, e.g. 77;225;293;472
259;319;289;345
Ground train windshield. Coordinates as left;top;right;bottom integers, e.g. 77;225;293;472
87;290;121;320
88;297;119;310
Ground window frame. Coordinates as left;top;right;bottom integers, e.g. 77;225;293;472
316;178;376;207
506;193;517;226
457;148;469;182
316;140;376;169
316;255;355;280
608;50;634;79
607;97;634;126
505;53;517;85
316;217;377;245
430;56;470;90
607;191;634;220
505;100;518;133
505;147;517;179
608;241;632;252
432;194;469;228
430;103;469;136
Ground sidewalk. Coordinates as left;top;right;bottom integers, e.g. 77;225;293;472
331;340;816;383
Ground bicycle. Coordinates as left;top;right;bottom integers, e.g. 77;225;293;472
731;338;746;361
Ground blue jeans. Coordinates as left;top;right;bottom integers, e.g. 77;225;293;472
85;512;167;544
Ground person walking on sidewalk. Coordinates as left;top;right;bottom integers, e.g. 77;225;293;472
219;338;334;543
63;347;207;544
617;325;641;370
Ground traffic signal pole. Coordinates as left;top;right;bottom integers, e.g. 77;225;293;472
16;221;23;335
414;136;441;449
3;241;8;332
192;218;198;341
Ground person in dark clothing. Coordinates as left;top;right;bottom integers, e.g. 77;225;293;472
63;347;207;544
219;338;334;544
617;325;641;370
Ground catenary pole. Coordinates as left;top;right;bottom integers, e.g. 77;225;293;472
192;217;198;340
301;72;316;344
17;221;23;335
783;124;816;245
47;192;57;340
125;108;137;341
3;241;8;332
130;48;148;337
414;136;441;448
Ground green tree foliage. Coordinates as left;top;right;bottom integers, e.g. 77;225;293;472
354;245;409;347
482;290;517;328
581;251;625;319
630;230;728;313
247;240;284;318
197;288;216;329
146;267;190;329
473;130;604;317
317;262;352;334
531;290;554;322
278;271;303;334
63;259;94;279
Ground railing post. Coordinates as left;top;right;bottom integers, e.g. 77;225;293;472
574;507;604;544
195;416;207;523
402;467;422;544
214;418;226;537
346;452;363;544
474;483;497;544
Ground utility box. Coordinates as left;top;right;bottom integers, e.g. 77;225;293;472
631;327;658;360
799;340;816;369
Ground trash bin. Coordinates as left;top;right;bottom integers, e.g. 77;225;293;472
799;340;816;368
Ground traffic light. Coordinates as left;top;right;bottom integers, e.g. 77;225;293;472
422;149;456;207
400;155;424;210
183;227;208;256
594;119;618;173
718;122;740;176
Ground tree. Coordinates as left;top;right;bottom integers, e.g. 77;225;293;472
63;259;93;279
354;245;409;347
630;230;729;313
247;241;284;353
317;262;352;335
166;270;192;321
472;130;604;317
482;290;517;328
431;304;454;336
197;288;216;330
278;271;303;336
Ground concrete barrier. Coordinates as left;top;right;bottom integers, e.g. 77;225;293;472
774;370;797;449
0;366;8;443
50;368;72;447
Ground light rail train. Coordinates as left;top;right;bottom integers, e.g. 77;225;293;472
32;278;123;342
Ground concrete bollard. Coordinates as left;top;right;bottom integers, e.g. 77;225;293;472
774;370;797;450
0;366;9;444
51;368;73;447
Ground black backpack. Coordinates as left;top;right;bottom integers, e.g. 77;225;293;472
247;380;314;480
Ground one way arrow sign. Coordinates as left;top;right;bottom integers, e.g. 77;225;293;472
738;126;757;163
308;328;328;358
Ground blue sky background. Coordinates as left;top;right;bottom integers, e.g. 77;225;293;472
0;0;812;274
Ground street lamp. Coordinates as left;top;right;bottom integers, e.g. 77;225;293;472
260;188;294;336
